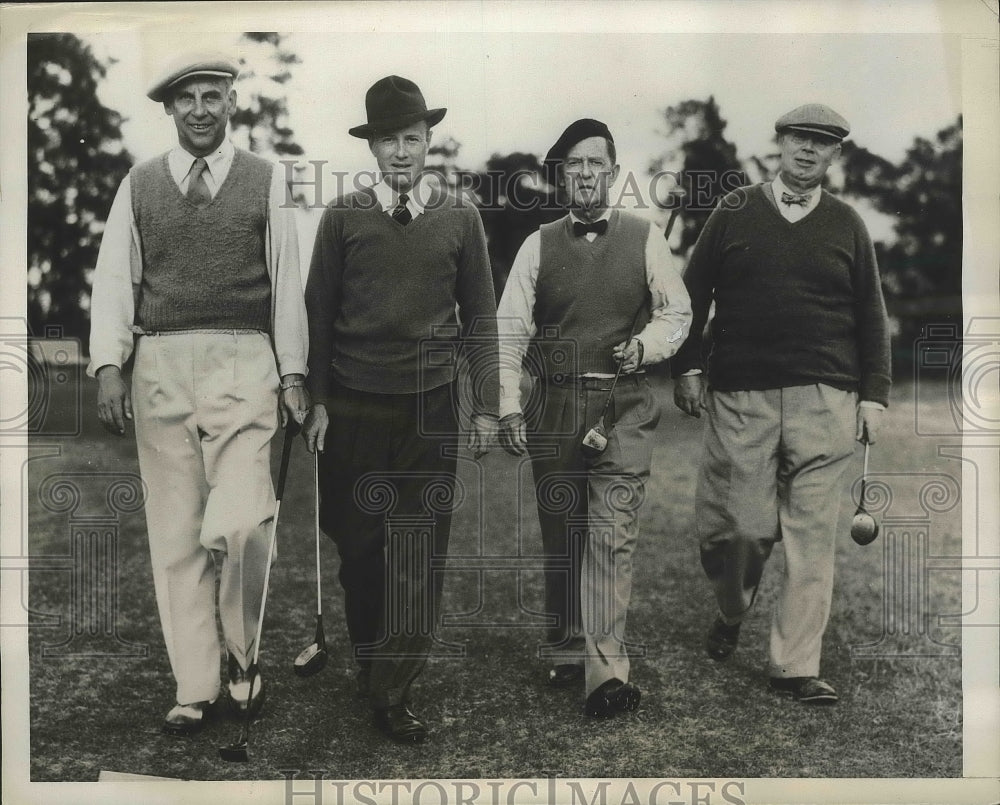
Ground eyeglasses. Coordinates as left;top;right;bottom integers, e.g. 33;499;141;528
563;157;611;173
785;131;839;150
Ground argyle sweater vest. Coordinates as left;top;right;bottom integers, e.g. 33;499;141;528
531;211;651;377
131;149;272;332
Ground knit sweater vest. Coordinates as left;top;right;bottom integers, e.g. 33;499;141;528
305;186;499;407
131;149;272;332
532;210;651;377
672;184;892;405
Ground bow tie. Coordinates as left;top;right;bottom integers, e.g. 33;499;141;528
780;191;812;207
573;219;609;237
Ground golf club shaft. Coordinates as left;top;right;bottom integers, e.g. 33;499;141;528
863;438;870;483
251;421;296;667
314;451;322;616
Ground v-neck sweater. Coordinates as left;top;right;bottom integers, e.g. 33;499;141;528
672;184;891;405
305;186;499;411
131;149;272;332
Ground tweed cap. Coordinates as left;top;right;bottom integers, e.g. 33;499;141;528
147;52;240;102
775;104;850;141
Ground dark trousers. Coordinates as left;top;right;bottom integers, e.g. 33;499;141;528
317;380;458;707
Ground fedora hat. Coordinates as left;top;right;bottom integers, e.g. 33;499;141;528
348;75;446;139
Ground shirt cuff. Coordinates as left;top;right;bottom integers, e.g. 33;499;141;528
859;400;886;410
681;368;703;376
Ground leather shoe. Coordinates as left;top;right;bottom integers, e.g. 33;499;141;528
583;679;641;719
706;617;741;661
228;654;266;718
769;676;838;705
547;664;584;688
373;704;428;743
162;699;216;736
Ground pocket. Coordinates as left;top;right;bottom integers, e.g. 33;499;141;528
613;381;659;429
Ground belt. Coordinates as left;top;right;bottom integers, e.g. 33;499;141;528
135;328;266;336
544;373;645;389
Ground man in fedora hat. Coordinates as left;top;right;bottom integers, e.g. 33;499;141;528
301;75;498;743
496;118;691;718
89;51;309;734
672;103;891;704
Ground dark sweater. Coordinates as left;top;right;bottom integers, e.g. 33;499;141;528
671;184;891;406
131;150;272;332
305;185;499;413
533;211;650;376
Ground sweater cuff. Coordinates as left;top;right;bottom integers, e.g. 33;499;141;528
859;374;891;408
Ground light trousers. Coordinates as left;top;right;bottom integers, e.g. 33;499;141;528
527;375;660;696
132;331;278;704
696;383;857;678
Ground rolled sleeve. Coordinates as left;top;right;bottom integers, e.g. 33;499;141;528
87;175;137;377
268;163;308;377
636;224;692;365
496;231;540;418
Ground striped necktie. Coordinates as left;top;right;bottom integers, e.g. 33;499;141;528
391;193;412;226
186;158;212;208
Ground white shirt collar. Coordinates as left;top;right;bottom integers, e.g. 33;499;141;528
168;139;235;186
372;177;426;218
772;173;819;203
569;207;613;226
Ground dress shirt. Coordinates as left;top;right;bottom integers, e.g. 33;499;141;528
771;174;820;223
87;139;308;379
497;210;691;418
371;176;426;220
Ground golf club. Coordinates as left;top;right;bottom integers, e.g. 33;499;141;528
219;419;297;763
294;451;328;677
850;433;880;546
580;202;683;458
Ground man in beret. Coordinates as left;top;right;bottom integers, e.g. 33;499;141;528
672;103;891;704
497;119;691;718
301;75;498;743
89;52;309;734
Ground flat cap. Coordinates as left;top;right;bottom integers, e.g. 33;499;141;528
775;103;850;141
147;52;240;102
544;118;615;165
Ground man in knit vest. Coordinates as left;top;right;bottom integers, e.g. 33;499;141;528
672;104;891;704
496;119;691;718
89;53;309;735
301;76;498;743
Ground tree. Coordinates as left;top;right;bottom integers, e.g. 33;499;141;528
27;33;134;343
648;97;745;255
229;32;304;159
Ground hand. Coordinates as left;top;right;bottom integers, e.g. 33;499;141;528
468;413;497;458
498;412;528;457
280;385;311;429
96;365;132;435
301;403;329;454
673;374;706;418
857;405;883;444
612;338;643;374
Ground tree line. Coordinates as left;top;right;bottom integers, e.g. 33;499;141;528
27;34;961;371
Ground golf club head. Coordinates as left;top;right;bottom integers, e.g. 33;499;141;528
218;741;249;763
293;642;329;677
850;511;880;545
581;425;608;458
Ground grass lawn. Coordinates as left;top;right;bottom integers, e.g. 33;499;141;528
26;375;962;781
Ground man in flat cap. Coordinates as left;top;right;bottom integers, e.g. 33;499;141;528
301;75;498;743
672;103;891;704
89;52;309;734
497;119;691;718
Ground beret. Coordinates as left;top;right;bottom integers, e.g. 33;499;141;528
544;118;615;165
775;103;850;141
147;52;240;102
